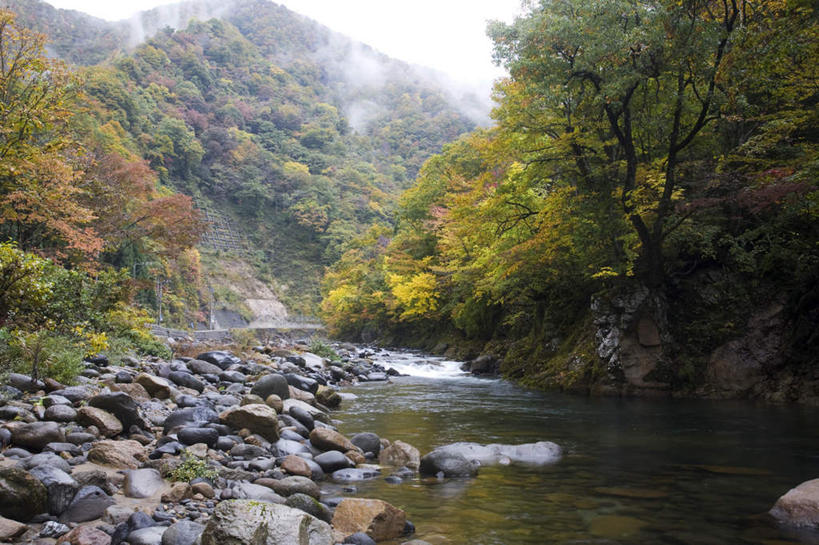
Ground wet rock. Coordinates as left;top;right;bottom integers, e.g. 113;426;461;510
314;451;353;472
289;405;315;430
342;532;376;545
168;371;205;393
421;441;561;468
196;351;241;370
419;450;479;478
351;433;381;457
40;520;70;538
44;404;78;422
256;476;320;499
177;427;219;448
75;470;116;496
228;482;285;504
0;466;48;521
200;499;332;545
110;382;151;402
50;386;90;403
87;439;146;469
379;440;420;470
56;525;111;545
309;428;355;453
77;407;123;438
331;468;380;483
59;486;114;523
331;498;406;542
285;492;332;523
135;373;172;399
280;455;313;478
250;373;290;400
19;452;72;472
230;443;267;458
190;481;215;498
88;392;146;430
29;465;78;516
6;372;45;392
0;515;27;541
123;469;164;498
285;373;318;394
66;432;96;445
279;414;310;437
219;371;246;383
219;404;280;442
161;520;205;545
128;526;166;545
9;421;65;450
163;407;219;435
770;478;819;527
315;385;341;409
187;359;223;376
44;441;82;456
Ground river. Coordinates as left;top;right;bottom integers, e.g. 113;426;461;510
332;350;819;545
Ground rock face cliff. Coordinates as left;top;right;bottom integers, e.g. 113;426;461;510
577;282;818;404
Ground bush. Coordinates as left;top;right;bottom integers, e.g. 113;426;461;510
229;328;257;349
170;452;218;482
0;329;86;384
309;339;339;361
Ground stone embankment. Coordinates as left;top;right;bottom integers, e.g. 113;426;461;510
0;341;430;545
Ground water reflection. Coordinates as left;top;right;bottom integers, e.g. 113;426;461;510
332;351;819;544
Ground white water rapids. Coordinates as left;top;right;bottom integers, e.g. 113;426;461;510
368;350;468;379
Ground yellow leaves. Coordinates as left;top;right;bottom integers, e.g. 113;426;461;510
387;271;440;320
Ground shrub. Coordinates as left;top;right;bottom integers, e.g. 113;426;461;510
170;452;218;482
309;339;339;361
0;329;85;384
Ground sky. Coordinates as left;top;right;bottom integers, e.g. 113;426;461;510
43;0;526;96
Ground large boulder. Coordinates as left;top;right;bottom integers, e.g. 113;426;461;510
770;478;819;527
77;407;123;437
135;373;172;399
378;440;420;470
88;392;146;429
331;498;406;542
219;404;280;441
29;465;78;516
123;469;164;498
8;421;65;450
419;450;479;478
250;373;290;400
87;439;146;469
309;428;355;453
59;486;114;523
196;351;241;370
200;499;333;545
0;467;47;521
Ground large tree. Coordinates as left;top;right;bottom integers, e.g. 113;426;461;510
489;0;753;286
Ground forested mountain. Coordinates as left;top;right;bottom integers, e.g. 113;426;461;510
2;0;476;321
321;0;819;402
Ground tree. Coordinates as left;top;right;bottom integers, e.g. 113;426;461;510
489;0;750;286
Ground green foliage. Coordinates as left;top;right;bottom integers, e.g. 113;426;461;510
0;329;85;384
170;452;218;482
309;339;340;362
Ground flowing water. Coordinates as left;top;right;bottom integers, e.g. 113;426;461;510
332;350;819;545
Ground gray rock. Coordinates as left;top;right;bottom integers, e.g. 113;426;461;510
178;427;219;447
59;485;114;523
331;468;380;483
274;438;312;457
6;373;45;392
49;386;90;403
351;433;381;456
163;407;219;434
196;351;241;370
42;394;71;407
343;532;376;545
419;441;561;469
129;526;167;545
201;499;332;545
229;482;285;504
43;404;77;423
770;478;819;527
314;451;353;473
44;442;82;457
250;373;290;400
258;476;320;499
124;468;164;498
29;465;78;515
10;421;65;450
288;405;315;430
187;359;223;376
419;450;479;478
284;373;318;394
161;520;206;545
19;452;71;473
285;493;332;523
40;521;70;538
0;467;48;521
168;371;205;392
218;371;246;383
88;392;146;429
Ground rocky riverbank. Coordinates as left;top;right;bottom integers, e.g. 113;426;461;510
0;339;443;545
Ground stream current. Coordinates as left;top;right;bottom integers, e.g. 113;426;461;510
333;350;819;545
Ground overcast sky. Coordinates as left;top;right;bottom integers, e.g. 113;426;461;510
44;0;525;96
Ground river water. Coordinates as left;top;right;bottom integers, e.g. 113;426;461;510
333;350;819;545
